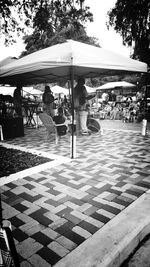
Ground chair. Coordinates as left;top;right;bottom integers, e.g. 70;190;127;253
87;117;101;133
39;112;67;144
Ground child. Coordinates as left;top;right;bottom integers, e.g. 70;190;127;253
53;107;67;136
122;107;130;123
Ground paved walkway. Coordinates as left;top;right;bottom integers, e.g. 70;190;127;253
0;119;150;266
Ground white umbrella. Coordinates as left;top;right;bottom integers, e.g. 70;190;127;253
97;81;136;90
0;86;42;97
0;57;17;67
23;87;43;96
51;85;69;95
85;85;96;94
0;86;15;96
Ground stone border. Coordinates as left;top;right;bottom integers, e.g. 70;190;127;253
0;142;71;186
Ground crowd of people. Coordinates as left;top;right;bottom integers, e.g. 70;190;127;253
94;97;147;123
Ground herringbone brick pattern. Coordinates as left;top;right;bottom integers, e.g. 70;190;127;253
1;122;150;266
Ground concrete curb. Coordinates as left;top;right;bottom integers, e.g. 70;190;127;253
55;191;150;267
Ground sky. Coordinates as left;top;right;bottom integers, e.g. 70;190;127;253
0;0;131;61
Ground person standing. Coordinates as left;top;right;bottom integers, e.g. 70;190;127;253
42;85;55;117
13;84;22;116
74;77;90;135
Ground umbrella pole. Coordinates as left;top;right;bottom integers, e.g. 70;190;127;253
141;73;148;136
70;64;76;159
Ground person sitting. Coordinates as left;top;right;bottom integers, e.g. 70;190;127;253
122;107;130;123
53;107;67;136
110;104;118;120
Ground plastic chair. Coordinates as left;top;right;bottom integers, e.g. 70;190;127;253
87;117;101;132
39;112;67;144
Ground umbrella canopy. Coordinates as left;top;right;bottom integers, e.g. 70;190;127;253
0;40;147;86
0;86;15;96
50;85;69;95
0;57;17;67
23;87;42;96
0;86;41;97
85;85;96;94
97;81;136;90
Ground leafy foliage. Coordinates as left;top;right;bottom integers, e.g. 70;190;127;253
107;0;150;66
20;0;99;56
0;0;94;48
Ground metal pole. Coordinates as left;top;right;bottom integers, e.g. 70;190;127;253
141;73;148;136
70;58;75;159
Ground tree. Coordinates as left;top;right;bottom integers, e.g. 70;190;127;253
0;0;93;45
107;0;150;66
20;0;98;56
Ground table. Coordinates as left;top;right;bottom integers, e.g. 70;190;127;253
23;102;39;128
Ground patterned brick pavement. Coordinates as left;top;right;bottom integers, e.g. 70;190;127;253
1;121;150;266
